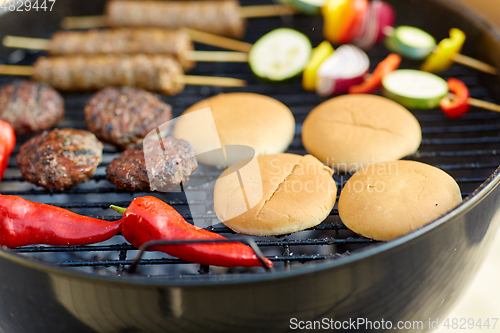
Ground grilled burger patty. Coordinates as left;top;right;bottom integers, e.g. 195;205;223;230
85;87;173;149
0;80;64;136
17;128;103;191
106;137;198;192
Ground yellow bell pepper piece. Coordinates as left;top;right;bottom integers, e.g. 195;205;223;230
302;41;335;91
322;0;350;44
421;28;466;73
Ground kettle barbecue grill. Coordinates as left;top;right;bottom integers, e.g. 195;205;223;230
0;0;499;332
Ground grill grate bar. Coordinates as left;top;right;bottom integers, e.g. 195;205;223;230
13;236;369;254
51;253;347;268
1;7;499;277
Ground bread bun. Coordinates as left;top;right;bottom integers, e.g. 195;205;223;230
338;160;462;241
302;94;421;173
214;153;337;236
173;93;295;167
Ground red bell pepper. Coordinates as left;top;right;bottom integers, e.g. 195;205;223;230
0;195;122;247
339;0;369;44
439;78;470;119
0;120;16;180
112;196;273;268
348;53;402;94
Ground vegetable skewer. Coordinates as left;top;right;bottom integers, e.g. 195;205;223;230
380;69;500;117
384;26;497;75
4;27;313;85
3;29;250;71
0;55;246;95
60;1;298;38
321;0;497;75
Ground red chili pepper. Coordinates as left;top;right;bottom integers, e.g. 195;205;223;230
112;196;273;268
348;53;402;94
0;195;122;247
0;120;16;180
439;78;470;119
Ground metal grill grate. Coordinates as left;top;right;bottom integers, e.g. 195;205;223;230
1;3;500;279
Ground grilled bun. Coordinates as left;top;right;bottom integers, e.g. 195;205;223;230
173;92;295;167
302;94;422;173
214;153;337;236
338;160;462;241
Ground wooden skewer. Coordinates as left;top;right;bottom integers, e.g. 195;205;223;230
3;36;51;50
187;51;248;62
238;5;298;18
2;35;249;62
178;75;246;87
0;64;34;76
466;97;500;113
60;5;297;30
184;29;252;53
383;27;497;75
0;64;247;87
450;53;497;75
444;93;500;113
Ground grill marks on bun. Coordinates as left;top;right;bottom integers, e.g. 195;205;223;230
338;160;462;241
302;94;422;173
214;153;337;236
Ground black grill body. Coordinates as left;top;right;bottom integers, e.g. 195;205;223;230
0;0;500;332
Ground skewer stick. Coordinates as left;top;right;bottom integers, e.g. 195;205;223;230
178;75;246;87
2;35;51;50
186;51;248;62
0;64;246;87
2;35;249;62
450;53;497;75
466;97;500;113
444;93;500;113
2;29;252;54
0;64;34;76
238;5;298;18
60;4;297;30
184;29;253;53
383;27;497;75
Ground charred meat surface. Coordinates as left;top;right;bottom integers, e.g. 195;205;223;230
0;80;64;136
85;87;173;149
106;137;198;192
32;54;185;94
106;148;149;191
48;28;195;71
17;128;103;191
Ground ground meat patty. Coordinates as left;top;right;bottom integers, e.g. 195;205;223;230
106;137;198;191
0;80;64;136
17;128;103;191
85;87;173;149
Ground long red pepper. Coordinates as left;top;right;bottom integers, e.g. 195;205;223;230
0;120;16;180
0;195;122;247
348;53;402;94
112;196;273;268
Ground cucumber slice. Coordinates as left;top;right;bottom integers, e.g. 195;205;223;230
382;69;448;109
249;28;312;83
385;26;436;60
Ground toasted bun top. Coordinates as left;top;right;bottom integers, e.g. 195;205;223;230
214;153;337;236
173;92;295;167
338;160;462;241
302;94;422;173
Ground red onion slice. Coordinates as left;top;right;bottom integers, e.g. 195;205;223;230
375;1;396;44
316;44;370;96
352;1;379;50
